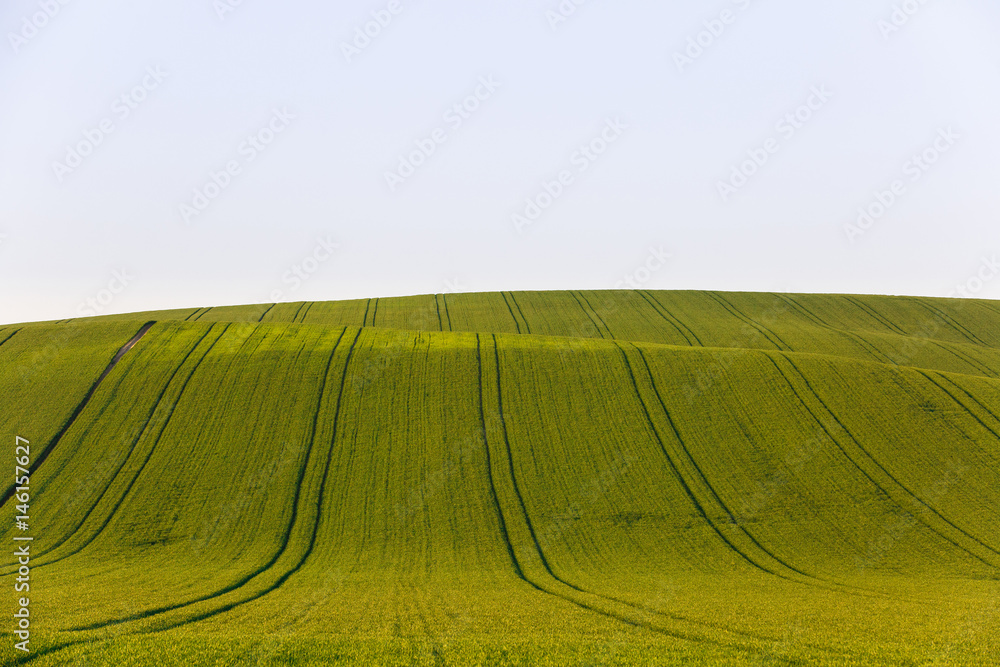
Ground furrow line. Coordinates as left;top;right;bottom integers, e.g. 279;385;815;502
930;371;1000;438
0;328;21;349
16;329;362;663
616;342;840;590
492;336;848;648
708;293;789;351
973;300;1000;328
0;322;155;509
488;335;580;588
773;294;894;364
643;291;704;346
65;327;352;632
569;291;606;339
138;327;361;634
977;301;1000;316
507;292;531;334
927;340;997;378
915;301;990;348
612;341;774;575
629;344;890;598
635;291;693;345
577;291;615;339
499;292;522;334
257;303;276;323
771;294;829;328
42;324;232;571
297;302;314;324
772;354;1000;569
442;293;453;331
475;334;526;580
21;326;218;566
481;335;775;654
843;296;907;336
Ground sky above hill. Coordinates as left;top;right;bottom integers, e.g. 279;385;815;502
2;0;999;324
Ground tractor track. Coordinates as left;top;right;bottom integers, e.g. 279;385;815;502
615;342;855;592
843;296;907;336
28;325;229;571
772;293;894;364
708;293;789;351
925;339;998;377
770;354;1000;570
569;291;608;339
441;294;453;331
257;303;276;323
9;326;217;567
927;372;1000;436
642;291;703;346
134;327;361;633
914;301;990;348
473;334;826;660
434;295;445;332
576;291;614;339
635;291;694;346
0;328;21;349
506;292;530;334
63;327;356;633
0;321;155;510
500;292;524;334
297;302;314;324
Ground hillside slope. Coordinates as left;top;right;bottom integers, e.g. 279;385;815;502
75;289;1000;380
2;291;999;665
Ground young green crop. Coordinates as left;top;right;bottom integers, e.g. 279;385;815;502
1;291;998;665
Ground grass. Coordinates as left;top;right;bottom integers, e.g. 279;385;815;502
1;290;998;665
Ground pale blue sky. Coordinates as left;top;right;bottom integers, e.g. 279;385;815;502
2;0;999;324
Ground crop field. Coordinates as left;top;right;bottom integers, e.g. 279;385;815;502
1;291;999;665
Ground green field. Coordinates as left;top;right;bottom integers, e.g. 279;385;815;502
2;290;999;665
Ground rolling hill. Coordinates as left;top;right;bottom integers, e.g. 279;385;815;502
1;290;998;665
